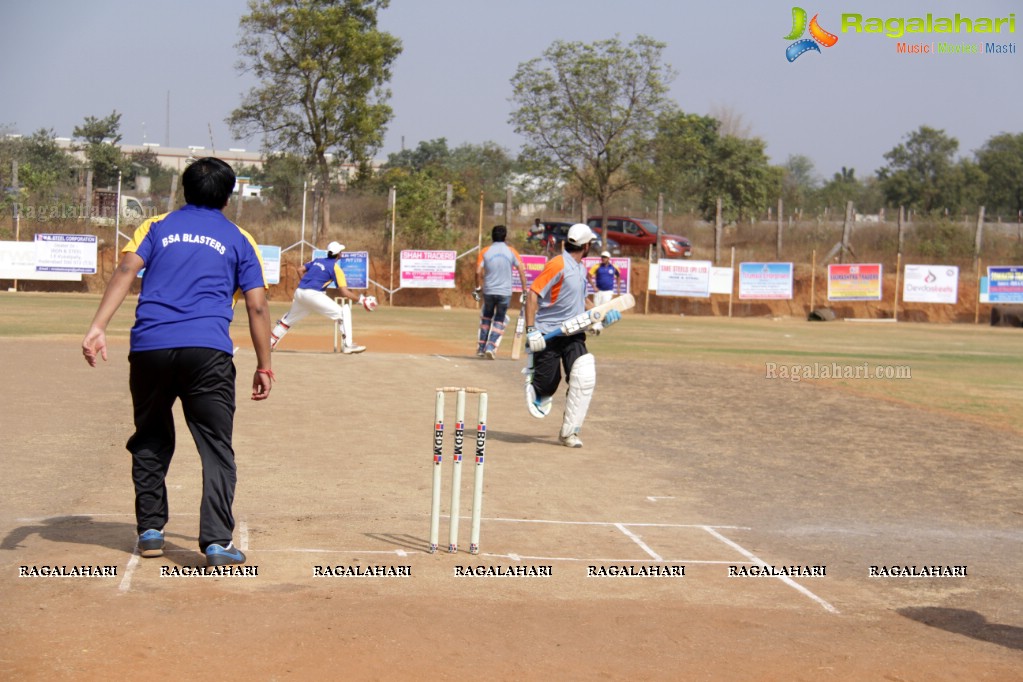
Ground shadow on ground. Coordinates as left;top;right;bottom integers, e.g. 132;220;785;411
899;606;1023;651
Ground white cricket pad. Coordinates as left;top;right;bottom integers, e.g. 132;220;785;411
270;320;290;349
561;353;596;437
523;357;552;418
340;302;354;346
525;382;552;419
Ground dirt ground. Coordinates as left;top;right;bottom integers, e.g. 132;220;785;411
1;327;1022;681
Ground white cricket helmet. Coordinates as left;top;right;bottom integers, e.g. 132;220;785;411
327;241;345;255
567;223;596;246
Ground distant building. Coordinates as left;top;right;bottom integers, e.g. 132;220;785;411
51;139;378;186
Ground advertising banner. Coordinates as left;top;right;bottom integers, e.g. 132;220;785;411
516;254;548;292
0;241;81;281
400;250;457;289
987;266;1023;303
657;260;711;298
739;262;794;300
902;265;958;304
34;234;97;274
259;245;282;285
710;267;733;295
827;263;882;301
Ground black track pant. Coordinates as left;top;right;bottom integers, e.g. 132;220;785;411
127;348;237;552
532;333;587;398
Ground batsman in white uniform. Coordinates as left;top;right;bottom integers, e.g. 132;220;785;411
270;241;377;353
524;224;619;448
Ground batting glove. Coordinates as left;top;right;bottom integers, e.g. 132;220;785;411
526;326;546;353
472;287;482;302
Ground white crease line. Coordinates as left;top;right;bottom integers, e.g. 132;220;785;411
485;517;750;530
255;548;415;555
118;551;139;593
701;525;839;614
239;520;249;552
615;523;663;561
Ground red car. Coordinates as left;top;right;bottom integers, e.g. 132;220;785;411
586;216;692;258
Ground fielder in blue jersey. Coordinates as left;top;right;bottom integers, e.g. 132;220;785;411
82;157;272;568
587;250;621;306
269;242;378;353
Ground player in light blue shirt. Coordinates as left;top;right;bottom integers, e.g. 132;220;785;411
474;225;527;359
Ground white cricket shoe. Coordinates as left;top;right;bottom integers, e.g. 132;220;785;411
342;345;366;354
558;433;583;448
484;350;496;360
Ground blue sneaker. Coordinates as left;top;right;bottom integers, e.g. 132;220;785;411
138;529;164;557
205;543;246;567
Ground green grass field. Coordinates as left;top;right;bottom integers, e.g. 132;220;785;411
2;290;1019;430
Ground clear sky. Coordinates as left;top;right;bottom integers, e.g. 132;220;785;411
1;0;1019;183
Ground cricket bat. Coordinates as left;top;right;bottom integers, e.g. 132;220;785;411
510;307;526;360
542;293;636;340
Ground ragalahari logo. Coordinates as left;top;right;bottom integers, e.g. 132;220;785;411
785;7;839;61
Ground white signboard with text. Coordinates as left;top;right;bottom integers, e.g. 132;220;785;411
656;260;712;298
34;234;97;274
400;250;457;289
902;264;958;304
0;241;81;281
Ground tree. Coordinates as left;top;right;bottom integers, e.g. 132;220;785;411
127;147;176;197
630;108;778;221
0;128;78;229
976;132;1023;218
877;126;961;214
448;142;514;200
374;138;516;238
73;111;128;188
780;154;818;211
509;35;675;224
374;165;449;246
708;104;754;139
631;108;718;213
815;166;859;215
261;153;311;212
229;0;402;235
383;138;452;173
699;135;780;222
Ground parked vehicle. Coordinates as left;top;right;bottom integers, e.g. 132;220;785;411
90;190;147;226
537;221;620;257
586;216;692;258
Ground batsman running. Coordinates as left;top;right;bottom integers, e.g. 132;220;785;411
270;241;378;353
524;223;622;448
474;225;527;359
